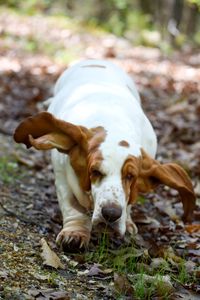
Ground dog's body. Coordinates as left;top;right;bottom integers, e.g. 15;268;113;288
14;60;195;250
48;60;157;242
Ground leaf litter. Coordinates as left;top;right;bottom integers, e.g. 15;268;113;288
40;238;64;270
0;8;199;300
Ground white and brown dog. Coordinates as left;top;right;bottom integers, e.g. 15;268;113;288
14;60;196;250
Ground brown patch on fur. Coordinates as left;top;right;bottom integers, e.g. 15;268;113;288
119;140;130;148
67;126;106;191
87;127;107;184
69;145;90;191
89;127;106;152
121;156;141;202
82;64;106;69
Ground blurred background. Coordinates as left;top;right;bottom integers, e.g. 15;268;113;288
0;0;200;61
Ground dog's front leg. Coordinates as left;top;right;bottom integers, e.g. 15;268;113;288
52;152;91;251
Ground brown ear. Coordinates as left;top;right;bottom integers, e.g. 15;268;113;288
13;112;90;153
138;149;196;222
14;112;92;191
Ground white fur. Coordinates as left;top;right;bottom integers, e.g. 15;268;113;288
48;59;157;239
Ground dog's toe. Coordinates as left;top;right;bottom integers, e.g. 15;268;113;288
56;228;90;252
126;220;138;235
62;236;82;252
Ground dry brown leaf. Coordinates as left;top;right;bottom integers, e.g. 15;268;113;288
40;238;64;269
114;272;134;296
87;264;103;277
185;224;200;234
28;288;70;300
150;257;169;270
87;264;113;277
163;246;182;263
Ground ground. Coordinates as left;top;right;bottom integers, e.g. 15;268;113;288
0;9;200;300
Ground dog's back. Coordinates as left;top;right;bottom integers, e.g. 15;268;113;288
48;59;157;159
54;60;140;101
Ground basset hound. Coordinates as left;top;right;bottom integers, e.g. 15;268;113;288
14;60;196;250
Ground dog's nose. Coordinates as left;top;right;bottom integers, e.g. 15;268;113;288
101;205;122;223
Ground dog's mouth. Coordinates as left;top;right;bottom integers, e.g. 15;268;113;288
91;221;125;247
92;220;123;236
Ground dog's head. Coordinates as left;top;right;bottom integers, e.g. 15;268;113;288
14;112;196;236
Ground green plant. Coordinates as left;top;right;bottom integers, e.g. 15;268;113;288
86;236;146;274
187;0;200;9
96;231;110;263
134;273;147;299
133;273;171;300
177;260;190;284
47;271;60;287
0;157;19;184
137;195;146;205
112;246;143;273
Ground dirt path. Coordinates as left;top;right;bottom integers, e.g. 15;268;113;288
0;10;199;300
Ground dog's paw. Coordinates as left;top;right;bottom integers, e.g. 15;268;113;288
56;228;90;252
126;220;138;235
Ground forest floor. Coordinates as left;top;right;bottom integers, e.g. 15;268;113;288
0;9;200;300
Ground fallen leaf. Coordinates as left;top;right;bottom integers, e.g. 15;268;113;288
135;215;161;226
0;269;9;279
33;273;50;281
114;272;134;296
150;257;169;271
166;101;188;115
87;264;102;276
185;224;200;234
102;268;113;274
77;269;89;276
28;288;70;300
40;238;64;269
161;246;182;263
172;285;200;300
88;264;113;277
184;260;196;274
187;249;200;257
62;255;79;267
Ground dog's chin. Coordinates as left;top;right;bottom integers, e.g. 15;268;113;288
92;222;125;247
92;221;124;238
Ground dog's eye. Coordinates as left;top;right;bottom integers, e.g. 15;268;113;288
91;169;103;178
125;173;134;181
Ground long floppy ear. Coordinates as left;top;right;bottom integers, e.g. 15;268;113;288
13;112;91;153
138;149;196;222
13;112;92;191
